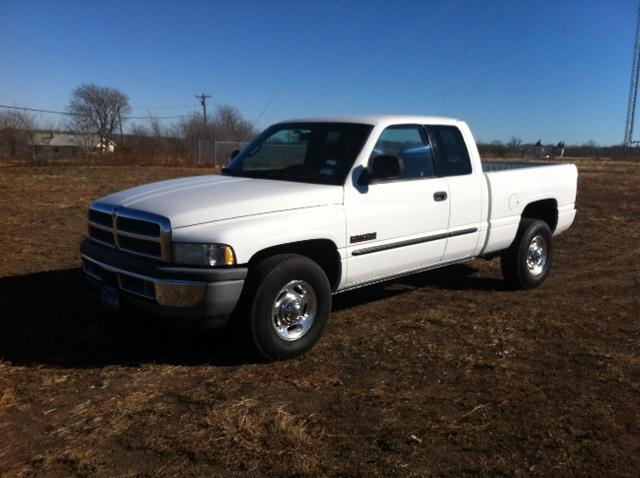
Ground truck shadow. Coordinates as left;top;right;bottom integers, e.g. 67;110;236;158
0;265;507;368
333;263;508;310
0;268;250;368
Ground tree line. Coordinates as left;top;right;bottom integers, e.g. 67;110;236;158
476;137;640;160
0;83;256;163
2;83;640;162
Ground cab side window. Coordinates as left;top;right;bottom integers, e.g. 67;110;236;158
370;125;435;180
426;125;472;176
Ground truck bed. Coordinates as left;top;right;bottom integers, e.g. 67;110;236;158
479;161;578;255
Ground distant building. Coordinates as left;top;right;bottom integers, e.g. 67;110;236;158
522;144;564;159
30;132;116;157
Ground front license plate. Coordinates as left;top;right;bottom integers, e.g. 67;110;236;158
100;285;120;311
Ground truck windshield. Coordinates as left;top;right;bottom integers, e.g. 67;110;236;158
222;122;373;185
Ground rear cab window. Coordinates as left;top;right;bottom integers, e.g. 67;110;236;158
425;125;472;176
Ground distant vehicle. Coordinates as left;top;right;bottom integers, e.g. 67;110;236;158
81;116;578;360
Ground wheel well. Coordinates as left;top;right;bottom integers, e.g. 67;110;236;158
521;199;558;232
248;239;342;291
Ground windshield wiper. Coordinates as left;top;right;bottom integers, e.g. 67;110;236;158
220;169;283;180
221;168;321;183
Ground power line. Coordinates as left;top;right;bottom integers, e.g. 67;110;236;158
437;0;504;114
128;114;188;120
0;105;74;116
421;5;634;117
0;33;195;97
130;104;195;111
469;8;634;79
0;104;188;120
319;0;462;101
252;0;345;127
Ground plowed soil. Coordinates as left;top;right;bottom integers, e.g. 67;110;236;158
0;160;638;477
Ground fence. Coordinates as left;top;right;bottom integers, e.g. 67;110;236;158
197;139;249;166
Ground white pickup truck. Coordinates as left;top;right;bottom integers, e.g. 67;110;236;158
81;115;577;360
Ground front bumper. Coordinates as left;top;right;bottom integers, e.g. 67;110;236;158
80;239;247;326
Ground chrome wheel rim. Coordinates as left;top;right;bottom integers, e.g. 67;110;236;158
526;234;547;276
271;280;317;341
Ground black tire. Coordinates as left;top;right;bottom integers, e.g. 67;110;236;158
500;218;553;289
243;254;331;361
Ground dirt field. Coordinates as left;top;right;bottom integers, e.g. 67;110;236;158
0;160;638;477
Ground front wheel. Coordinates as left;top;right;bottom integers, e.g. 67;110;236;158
500;219;553;289
247;254;331;361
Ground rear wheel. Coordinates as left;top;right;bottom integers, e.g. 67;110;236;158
245;254;331;361
501;219;553;289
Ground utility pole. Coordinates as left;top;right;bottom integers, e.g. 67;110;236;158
196;92;211;127
624;2;640;146
117;108;124;149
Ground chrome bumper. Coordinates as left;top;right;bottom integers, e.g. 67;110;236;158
82;255;207;308
80;238;247;324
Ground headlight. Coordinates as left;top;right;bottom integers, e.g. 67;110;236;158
172;243;236;266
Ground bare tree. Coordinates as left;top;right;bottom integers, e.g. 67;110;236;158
147;114;166;138
0;110;36;130
173;106;256;163
145;115;167;155
67;83;131;152
179;105;255;143
179;113;209;142
0;110;37;159
507;136;523;149
506;136;523;156
212;104;255;141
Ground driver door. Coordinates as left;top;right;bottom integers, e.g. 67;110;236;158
344;124;450;286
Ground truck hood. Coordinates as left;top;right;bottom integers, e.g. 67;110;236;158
96;174;343;228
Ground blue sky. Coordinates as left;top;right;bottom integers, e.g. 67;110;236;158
0;0;636;145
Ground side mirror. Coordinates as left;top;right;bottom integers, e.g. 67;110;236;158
230;149;240;160
360;155;403;185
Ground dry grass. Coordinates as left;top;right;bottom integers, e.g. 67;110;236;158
203;399;322;475
0;159;638;477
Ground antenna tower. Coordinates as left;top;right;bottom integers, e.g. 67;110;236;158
624;2;640;146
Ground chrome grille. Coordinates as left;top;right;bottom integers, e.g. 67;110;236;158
88;209;112;227
87;203;171;262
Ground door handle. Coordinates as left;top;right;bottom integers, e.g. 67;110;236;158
433;191;448;202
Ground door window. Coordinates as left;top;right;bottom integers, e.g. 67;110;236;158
370;125;435;180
